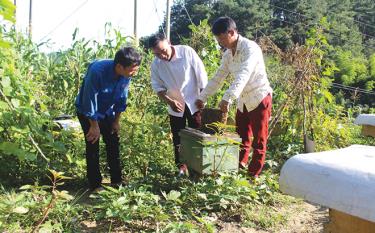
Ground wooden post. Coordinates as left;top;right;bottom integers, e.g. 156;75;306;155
28;0;32;38
325;209;375;233
361;125;375;137
133;0;138;46
166;0;171;40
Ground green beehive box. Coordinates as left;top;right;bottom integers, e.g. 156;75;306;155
179;128;241;175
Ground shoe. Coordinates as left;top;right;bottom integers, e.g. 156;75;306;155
111;181;126;189
178;164;189;176
239;162;247;169
89;185;104;193
248;175;259;185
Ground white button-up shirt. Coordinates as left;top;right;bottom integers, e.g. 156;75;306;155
151;45;208;117
199;35;272;112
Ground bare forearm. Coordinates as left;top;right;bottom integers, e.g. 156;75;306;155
114;112;121;123
157;91;173;105
88;119;99;128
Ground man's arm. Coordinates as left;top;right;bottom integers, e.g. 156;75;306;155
221;44;261;104
196;54;230;108
113;82;129;113
112;82;130;135
151;62;184;112
86;119;100;143
151;62;167;94
111;112;122;135
157;91;184;112
80;68;101;143
189;47;208;90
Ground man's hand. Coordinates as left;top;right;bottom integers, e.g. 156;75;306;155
219;100;230;113
195;99;205;110
86;124;100;144
168;99;184;112
111;121;120;135
157;91;184;113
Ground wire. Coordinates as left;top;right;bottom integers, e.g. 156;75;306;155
182;3;194;26
271;11;375;51
143;3;157;33
258;32;375;96
331;82;375;95
152;0;166;36
270;3;375;40
270;3;375;31
39;0;89;42
272;16;317;28
331;85;375;96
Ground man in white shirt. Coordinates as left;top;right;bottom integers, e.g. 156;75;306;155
149;33;208;173
196;17;273;178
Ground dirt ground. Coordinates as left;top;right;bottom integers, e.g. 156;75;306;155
79;200;328;232
219;201;329;233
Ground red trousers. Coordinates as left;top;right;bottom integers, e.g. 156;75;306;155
236;94;272;176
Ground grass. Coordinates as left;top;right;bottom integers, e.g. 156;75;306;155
0;167;308;232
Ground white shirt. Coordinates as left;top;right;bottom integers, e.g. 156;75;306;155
199;35;272;112
151;45;208;117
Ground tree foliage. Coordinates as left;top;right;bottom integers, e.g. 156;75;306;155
168;0;375;107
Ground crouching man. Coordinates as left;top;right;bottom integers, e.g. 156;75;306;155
75;47;142;190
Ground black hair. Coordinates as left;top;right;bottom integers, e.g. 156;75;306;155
211;16;237;35
148;33;167;48
114;47;142;67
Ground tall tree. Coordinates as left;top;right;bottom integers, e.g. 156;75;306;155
211;0;272;39
168;0;214;44
167;0;272;44
352;0;375;41
269;0;328;49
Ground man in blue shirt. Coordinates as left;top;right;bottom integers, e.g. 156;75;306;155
75;47;142;191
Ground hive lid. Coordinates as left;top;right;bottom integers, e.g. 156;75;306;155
354;114;375;126
280;145;375;222
179;127;240;141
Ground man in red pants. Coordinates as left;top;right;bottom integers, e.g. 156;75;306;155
196;17;272;178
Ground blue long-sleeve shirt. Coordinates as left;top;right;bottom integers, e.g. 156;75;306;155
75;60;131;121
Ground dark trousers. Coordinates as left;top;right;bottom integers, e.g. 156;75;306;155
236;94;272;176
169;106;201;165
77;113;122;189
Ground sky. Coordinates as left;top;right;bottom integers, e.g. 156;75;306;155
15;0;170;51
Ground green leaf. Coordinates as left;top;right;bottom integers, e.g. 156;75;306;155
63;80;68;89
25;152;37;161
1;76;12;95
322;90;333;103
0;39;11;48
197;193;207;200
0;0;16;22
0;142;25;159
216;178;223;186
65;154;73;163
55;190;74;200
0;101;9;110
19;185;33;190
10;98;20;108
162;190;181;201
52;141;66;152
235;179;251;187
1;76;11;88
116;196;127;205
12;206;29;214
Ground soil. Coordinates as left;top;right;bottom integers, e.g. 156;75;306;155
218;201;329;233
78;199;329;232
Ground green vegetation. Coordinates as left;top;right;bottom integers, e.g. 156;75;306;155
1;0;374;232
